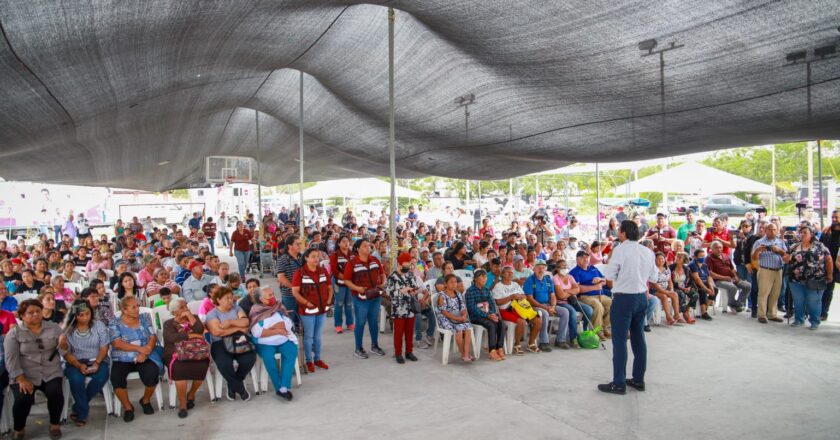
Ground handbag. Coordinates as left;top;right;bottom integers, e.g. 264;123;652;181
175;338;210;361
359;265;383;300
510;298;538;320
408;292;422;314
222;331;255;355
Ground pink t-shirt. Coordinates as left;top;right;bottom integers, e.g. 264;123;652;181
198;297;215;321
552;274;575;304
0;310;16;334
589;252;604;266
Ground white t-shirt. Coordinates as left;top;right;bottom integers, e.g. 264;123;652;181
76;218;90;234
492;281;523;309
250;312;298;346
473;252;488;267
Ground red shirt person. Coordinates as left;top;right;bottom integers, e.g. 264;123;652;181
645;213;677;254
342;238;386;357
703;217;735;258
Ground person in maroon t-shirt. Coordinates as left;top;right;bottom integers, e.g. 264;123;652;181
229;221;253;278
645;213;676;254
343;238;386;359
202;218;218;254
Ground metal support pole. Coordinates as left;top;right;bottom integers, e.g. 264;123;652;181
255;109;262;230
299;71;305;236
595;163;601;241
477;180;482;225
808;142;814;210
818;139;824;228
771;145;776;214
388;7;397;271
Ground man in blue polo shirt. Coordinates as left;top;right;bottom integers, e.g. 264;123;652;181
523;260;571;350
569;250;612;340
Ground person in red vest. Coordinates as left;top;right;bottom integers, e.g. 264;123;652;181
343;238;386;359
292;248;333;373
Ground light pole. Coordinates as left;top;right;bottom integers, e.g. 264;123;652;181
455;93;475;213
786;34;837;227
638;38;684;138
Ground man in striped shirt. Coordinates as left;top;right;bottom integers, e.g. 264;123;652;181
751;223;790;323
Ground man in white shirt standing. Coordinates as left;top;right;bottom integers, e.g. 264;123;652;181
598;220;658;395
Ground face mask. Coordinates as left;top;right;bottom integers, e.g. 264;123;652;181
696;257;705;264
266;297;277;307
559;269;569;276
400;266;410;274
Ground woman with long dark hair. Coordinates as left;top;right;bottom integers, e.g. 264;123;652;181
59;299;110;427
115;272;138;300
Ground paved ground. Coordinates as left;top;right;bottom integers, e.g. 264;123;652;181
16;256;840;440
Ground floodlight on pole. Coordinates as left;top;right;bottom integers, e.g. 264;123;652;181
639;38;684;138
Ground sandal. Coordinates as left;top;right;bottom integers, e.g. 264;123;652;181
513;345;525;356
489;350;502;361
527;344;541;353
496;349;506;360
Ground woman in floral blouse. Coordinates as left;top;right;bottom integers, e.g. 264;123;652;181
385;253;421;364
787;225;833;330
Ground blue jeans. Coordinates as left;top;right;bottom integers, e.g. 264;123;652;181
414;307;435;340
65;362;110;421
281;295;299;327
788;281;822;327
573;301;594;330
351;296;380;350
300;314;325;362
644;295;661;326
333;284;354;328
256;341;298;392
219;231;230;247
749;270;759;311
53;225;62;243
610;293;647;386
557;303;579;340
234;250;251;278
208;238;215;255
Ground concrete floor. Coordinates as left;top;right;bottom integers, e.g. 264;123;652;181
17;259;840;440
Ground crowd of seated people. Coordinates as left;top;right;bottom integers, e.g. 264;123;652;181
0;203;834;437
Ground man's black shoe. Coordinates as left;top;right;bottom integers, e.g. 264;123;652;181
395;355;405;364
405;352;418;362
643;325;651;332
597;382;626;395
701;313;713;321
626;379;645;391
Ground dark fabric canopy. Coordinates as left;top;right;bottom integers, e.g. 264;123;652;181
0;1;838;190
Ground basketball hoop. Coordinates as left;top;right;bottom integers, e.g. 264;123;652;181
224;175;236;186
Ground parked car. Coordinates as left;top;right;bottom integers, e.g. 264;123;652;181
700;195;762;218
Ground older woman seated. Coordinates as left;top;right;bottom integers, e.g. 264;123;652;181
205;286;256;401
162;297;209;419
145;268;180;297
249;287;298;401
109;296;162;423
58;299;110;427
4;299;65;439
436;274;474;363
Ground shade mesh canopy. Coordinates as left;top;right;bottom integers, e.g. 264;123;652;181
301;178;420;200
0;1;838;191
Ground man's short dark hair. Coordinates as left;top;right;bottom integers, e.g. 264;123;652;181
619;220;640;241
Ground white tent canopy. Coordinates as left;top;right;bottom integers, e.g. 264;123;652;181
616;162;774;195
300;178;421;200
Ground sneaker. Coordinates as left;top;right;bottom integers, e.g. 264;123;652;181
415;340;431;349
347;324;355;331
809;324;820;331
335;326;343;334
538;343;553;352
239;389;251;402
736;306;745;313
751;312;757;319
395;355;405;364
314;360;329;370
405;352;418;361
354;348;369;359
306;362;315;373
226;387;236;401
276;390;293;401
597;382;626;395
791;321;803;327
370;346;386;356
701;313;713;321
643;325;651;332
626;378;646;391
556;341;572;350
424;335;435;345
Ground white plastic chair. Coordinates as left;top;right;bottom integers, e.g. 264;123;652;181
167;367;215;409
113;375;163;416
471;324;486;359
65;282;83;294
502;322;517;355
12;293;36;303
61;376;115;422
257;351;302;393
453;269;474;287
715;287;728;314
430;293;476;365
1;388;12;433
379;304;390;334
187;300;202;315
